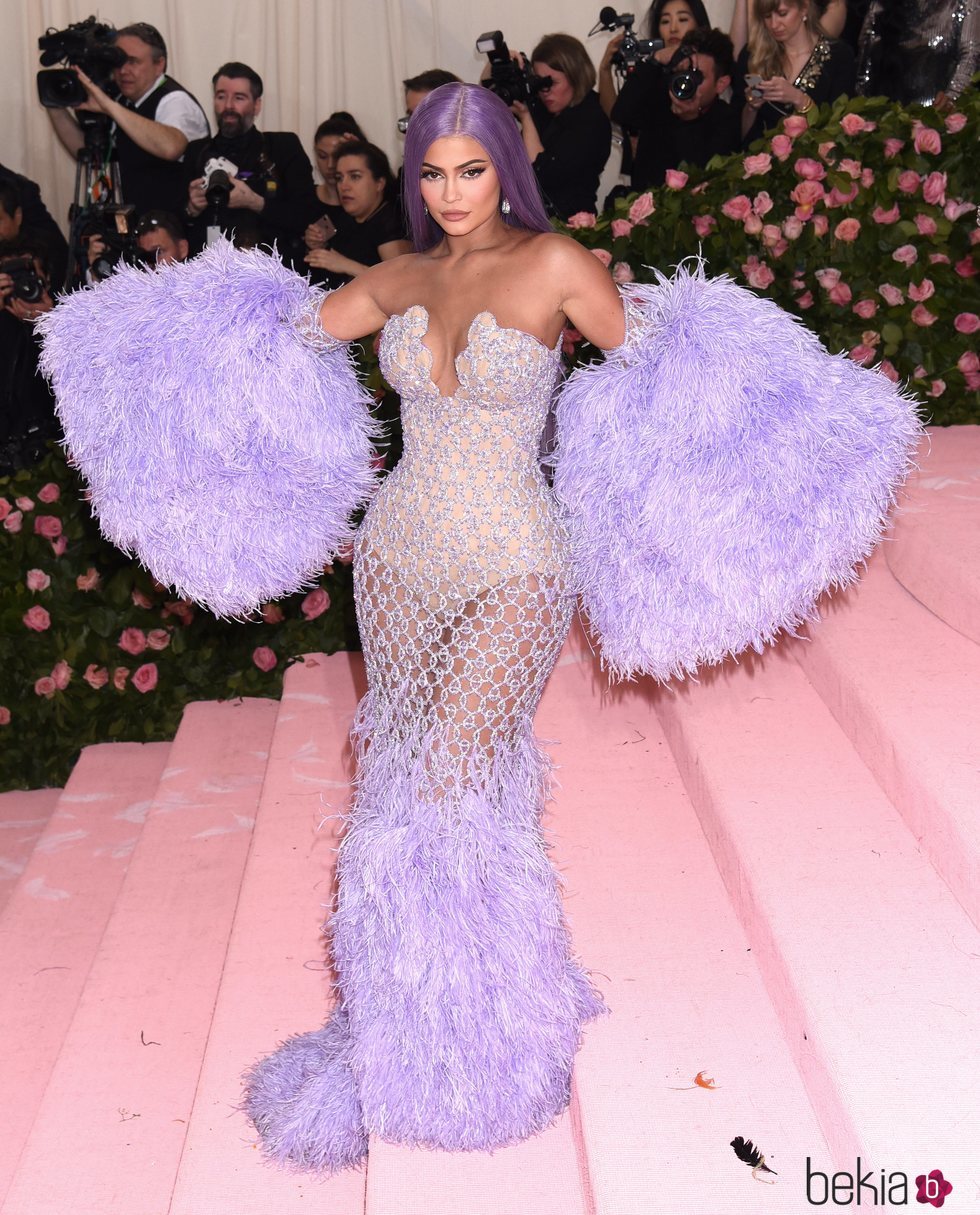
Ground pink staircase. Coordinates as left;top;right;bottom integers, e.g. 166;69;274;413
2;426;978;1215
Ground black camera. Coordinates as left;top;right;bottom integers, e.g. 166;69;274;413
81;205;150;279
592;8;663;75
477;31;553;106
666;43;705;100
0;256;46;304
37;16;126;108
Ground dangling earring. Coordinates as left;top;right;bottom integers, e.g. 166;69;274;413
423;203;429;215
501;198;511;215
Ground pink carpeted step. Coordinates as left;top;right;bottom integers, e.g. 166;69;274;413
795;551;980;933
0;743;168;1205
0;787;61;916
653;642;980;1188
540;633;828;1215
169;654;367;1214
1;698;278;1215
887;425;980;646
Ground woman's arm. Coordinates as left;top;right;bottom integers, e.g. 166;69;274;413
512;101;546;162
730;0;750;60
316;261;392;340
549;235;626;350
598;33;624;117
819;0;846;39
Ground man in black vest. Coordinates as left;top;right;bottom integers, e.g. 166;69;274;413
45;23;209;219
183;63;320;270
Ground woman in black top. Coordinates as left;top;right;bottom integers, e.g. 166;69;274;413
511;34;612;219
736;0;855;145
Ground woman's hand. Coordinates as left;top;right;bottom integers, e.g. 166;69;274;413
758;77;808;108
305;218;332;250
305;248;365;277
599;32;624;72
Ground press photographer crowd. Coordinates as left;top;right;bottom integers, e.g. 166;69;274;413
2;1;977;475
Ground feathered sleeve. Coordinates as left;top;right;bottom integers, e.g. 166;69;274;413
36;240;380;618
551;262;922;682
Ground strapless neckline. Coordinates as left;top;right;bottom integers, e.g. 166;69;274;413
382;304;562;402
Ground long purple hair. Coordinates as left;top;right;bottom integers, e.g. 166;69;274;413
402;83;552;251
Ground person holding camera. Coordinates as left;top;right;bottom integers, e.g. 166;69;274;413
610;27;740;190
84;209;190;280
183;62;320;270
0;169;69;293
45;23;210;220
598;0;712;118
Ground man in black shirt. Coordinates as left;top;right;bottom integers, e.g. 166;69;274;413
612;28;740;191
184;62;320;270
0;171;69;292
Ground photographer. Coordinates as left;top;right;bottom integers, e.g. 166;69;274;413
611;27;740;190
85;209;190;280
0;169;69;292
184;62;320;270
599;0;711;118
0;244;59;475
45;22;210;219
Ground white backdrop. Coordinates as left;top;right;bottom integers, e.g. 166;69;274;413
2;0;735;234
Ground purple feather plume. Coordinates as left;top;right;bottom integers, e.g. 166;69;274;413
37;240;380;617
553;262;922;682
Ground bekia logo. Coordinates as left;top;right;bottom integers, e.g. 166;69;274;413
806;1159;953;1207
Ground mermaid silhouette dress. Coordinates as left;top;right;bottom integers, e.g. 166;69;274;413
243;304;609;1170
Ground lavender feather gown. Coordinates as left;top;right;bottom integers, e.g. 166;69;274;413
243;305;608;1169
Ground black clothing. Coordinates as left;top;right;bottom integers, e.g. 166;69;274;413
0;312;60;475
0;165;69;292
611;67;741;191
112;76;209;219
184;128;320;270
857;0;980;104
309;202;407;289
735;38;856;146
528;91;611;219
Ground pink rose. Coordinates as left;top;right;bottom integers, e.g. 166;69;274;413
721;194;753;221
743;213;763;235
877;359;899;383
51;536;67;558
912;122;942;156
883;138;905;159
973;229;980;245
838;157;862;179
742;256;775;290
664;169;689;189
692;214;717;237
849;344;876;365
892;244;917;266
610;218;634;237
817;140;836;160
840;112;875;136
612;261;635;284
770;133;793;160
742;153;771;177
27;569;51;592
956;256;978;277
118;627;147;656
816;267;842;289
913;214;937;236
301;587;331;620
913;365;927;380
954;312;980;334
761;223;782;247
51;660;72;691
132;588;154;609
794;157;826;181
911;304;937;326
23;605;51;632
260;602;285;624
927;379;946;398
83;664;109;690
896;170;921;195
782;115;808;137
34;677;56;699
796;291;814;309
811;214;829;236
828;281;853;306
771;238;788;258
253;646;278;672
132;663;158;694
922;171;947;206
4;511;23;534
113;667;130;691
827;184;858;208
967;372;980;391
878;283;904;306
834;218;861;242
944;199;974;221
146;628;171;650
782;215;803;240
945;112;967;134
76;568;101;591
590;247;613;268
907;278;935;301
752;191;774;216
853;298;878;319
16;497;34;512
561;326;581;357
162;600;194;625
0;707;10;726
929;253;950;265
33;515;62;539
872;204;900;225
37;482;60;504
565;211;597;229
958;351;980;375
790;180;825;212
0;497;10;520
628;193;655;223
861;168;875;188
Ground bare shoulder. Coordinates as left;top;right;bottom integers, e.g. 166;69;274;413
523;231;625;351
318;253;422;341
